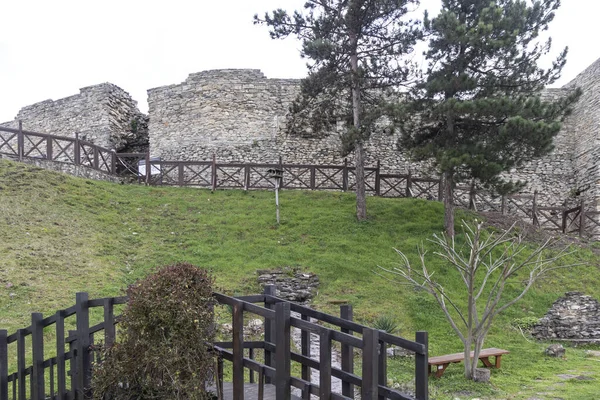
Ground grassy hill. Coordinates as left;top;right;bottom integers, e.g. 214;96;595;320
1;159;599;399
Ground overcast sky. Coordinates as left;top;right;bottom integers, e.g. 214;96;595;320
1;0;598;123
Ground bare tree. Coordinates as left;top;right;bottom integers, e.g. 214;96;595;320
376;221;581;380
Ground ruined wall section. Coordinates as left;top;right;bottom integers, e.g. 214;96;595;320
562;59;600;209
500;88;577;206
148;70;427;175
1;83;147;152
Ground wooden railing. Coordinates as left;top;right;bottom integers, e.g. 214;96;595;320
0;287;429;400
0;293;127;400
214;285;429;400
2;124;600;238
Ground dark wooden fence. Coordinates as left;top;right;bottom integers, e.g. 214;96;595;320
0;293;127;400
0;287;429;400
2;124;599;238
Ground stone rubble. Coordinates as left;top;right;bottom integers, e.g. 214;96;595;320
532;292;600;343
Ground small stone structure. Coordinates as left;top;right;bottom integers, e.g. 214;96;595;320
256;267;319;303
1;83;148;153
532;292;600;343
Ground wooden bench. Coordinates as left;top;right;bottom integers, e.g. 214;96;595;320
428;348;510;378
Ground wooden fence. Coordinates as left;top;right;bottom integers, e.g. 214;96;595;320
2;124;599;238
0;286;429;400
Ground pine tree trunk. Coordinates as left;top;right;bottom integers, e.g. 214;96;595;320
355;142;367;220
349;28;366;221
444;171;455;237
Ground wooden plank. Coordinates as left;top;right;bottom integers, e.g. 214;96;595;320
340;305;354;399
275;302;291;400
104;298;115;346
320;329;332;400
0;330;7;400
415;331;428;400
362;328;379;400
17;329;26;400
56;310;67;400
300;314;310;391
75;292;91;397
232;301;245;400
31;312;45;400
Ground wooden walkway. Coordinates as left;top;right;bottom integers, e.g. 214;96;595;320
208;383;302;400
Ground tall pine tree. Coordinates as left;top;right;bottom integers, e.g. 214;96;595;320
255;0;420;220
399;0;581;236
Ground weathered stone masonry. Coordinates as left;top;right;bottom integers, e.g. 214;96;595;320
0;83;148;153
3;58;600;213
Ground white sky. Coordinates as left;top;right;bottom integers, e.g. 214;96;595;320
0;0;598;123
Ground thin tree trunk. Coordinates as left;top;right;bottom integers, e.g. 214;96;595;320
444;171;455;237
349;28;366;221
355;142;367;220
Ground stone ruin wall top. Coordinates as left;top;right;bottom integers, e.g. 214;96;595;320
0;83;146;152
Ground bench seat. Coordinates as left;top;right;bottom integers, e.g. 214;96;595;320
428;347;509;378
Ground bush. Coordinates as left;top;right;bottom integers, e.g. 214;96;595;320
92;263;216;400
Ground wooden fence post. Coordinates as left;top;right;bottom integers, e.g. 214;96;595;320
76;292;91;398
46;136;53;160
579;199;586;237
375;160;381;196
362;328;379;400
0;330;7;400
310;166;316;190
110;150;117;175
18;120;24;161
32;312;45;400
340;305;354;398
244;164;250;191
17;329;26;400
104;298;115;346
232;301;244;400
212;154;217;191
378;337;387;400
319;329;332;400
275;302;291;400
532;191;539;227
343;158;349;191
301;313;311;392
406;170;412;198
263;285;277;384
501;194;507;215
74;132;81;166
56;310;67;400
94;147;99;170
415;331;429;400
144;152;151;185
437;176;444;202
68;330;77;395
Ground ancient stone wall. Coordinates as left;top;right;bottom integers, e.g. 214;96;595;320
0;83;148;152
147;68;597;206
147;70;424;175
532;292;600;343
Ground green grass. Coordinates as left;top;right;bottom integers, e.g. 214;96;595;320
1;159;600;399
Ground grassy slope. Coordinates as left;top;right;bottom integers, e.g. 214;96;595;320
1;159;599;399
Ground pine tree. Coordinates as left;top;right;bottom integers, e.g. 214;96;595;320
255;0;420;221
399;0;581;236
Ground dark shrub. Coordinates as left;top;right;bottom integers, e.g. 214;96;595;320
92;263;216;400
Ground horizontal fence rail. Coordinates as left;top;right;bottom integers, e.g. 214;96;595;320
2;124;599;238
1;288;429;400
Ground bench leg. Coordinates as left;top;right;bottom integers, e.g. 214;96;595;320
480;357;493;368
435;363;450;378
495;355;502;368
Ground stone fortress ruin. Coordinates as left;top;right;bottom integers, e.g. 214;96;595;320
2;58;600;213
